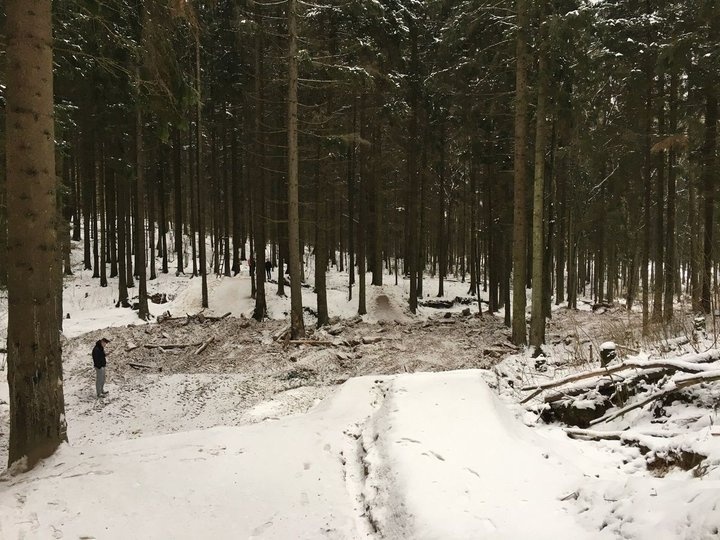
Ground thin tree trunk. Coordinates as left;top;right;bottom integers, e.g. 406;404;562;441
252;2;267;320
664;73;678;321
195;34;209;308
287;0;305;337
135;71;150;321
653;74;665;321
99;145;108;287
512;0;530;345
701;84;718;314
530;30;548;347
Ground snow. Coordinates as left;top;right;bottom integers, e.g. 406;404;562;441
1;372;609;539
2;242;720;538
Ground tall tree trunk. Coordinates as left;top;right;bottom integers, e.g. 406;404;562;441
148;152;157;281
512;0;530;345
287;0;305;337
117;159;129;307
358;95;368;315
701;80;718;314
231;124;242;274
407;22;420;315
642;77;652;333
252;2;267;321
530;31;548;347
315;137;329;327
196;34;209;308
223;126;232;277
99;145;108;287
653;74;665;321
158;148;168;274
664;73;678;321
348;99;356;299
173;129;184;274
135;71;150;321
372;115;383;286
6;0;67;468
437;120;447;298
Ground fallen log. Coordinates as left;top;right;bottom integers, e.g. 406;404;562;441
195;336;215;355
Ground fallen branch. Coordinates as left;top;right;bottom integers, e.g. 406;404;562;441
205;312;231;321
144;342;201;349
128;362;160;371
589;370;720;426
273;325;291;342
287;339;335;346
565;428;680;441
195;336;215;355
520;353;720;404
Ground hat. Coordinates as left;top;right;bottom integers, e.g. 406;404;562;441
101;338;111;343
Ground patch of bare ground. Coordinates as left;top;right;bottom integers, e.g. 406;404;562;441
67;311;512;385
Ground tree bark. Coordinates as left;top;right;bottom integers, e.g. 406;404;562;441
287;0;305;337
195;34;209;308
530;27;548;347
6;0;67;468
512;0;530;345
700;81;718;314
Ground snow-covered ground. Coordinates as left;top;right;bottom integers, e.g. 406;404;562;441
1;242;720;539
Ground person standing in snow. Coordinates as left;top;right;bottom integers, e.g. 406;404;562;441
265;260;273;280
92;338;111;398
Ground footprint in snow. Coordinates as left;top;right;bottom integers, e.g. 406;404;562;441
397;437;421;444
422;450;446;462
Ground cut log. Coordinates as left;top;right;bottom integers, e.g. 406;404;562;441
195;336;215;355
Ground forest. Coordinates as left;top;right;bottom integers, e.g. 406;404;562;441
2;0;718;341
1;0;720;537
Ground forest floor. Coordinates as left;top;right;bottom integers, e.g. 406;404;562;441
1;247;720;539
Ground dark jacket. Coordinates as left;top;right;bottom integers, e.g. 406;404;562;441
92;341;106;369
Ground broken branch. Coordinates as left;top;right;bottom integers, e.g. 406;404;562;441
195;336;215;355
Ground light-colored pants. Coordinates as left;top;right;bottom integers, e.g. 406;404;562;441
95;367;105;397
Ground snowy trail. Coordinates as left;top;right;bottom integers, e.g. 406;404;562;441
0;371;607;539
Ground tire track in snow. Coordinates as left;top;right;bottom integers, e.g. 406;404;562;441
340;378;391;538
